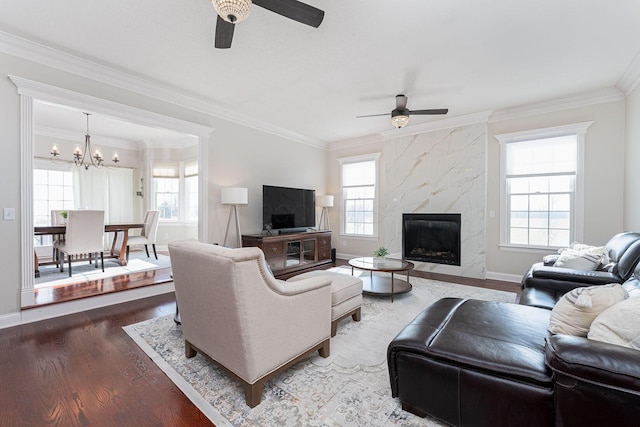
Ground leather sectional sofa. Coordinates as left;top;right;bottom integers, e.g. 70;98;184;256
388;250;640;426
521;232;640;304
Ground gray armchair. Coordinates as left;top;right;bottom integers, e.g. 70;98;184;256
168;239;333;407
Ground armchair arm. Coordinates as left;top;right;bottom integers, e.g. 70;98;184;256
545;335;640;392
522;263;620;294
269;276;332;296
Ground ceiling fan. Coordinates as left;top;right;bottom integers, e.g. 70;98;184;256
212;0;324;49
357;94;448;128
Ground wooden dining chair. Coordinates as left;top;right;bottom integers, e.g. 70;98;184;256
126;210;160;260
54;210;105;277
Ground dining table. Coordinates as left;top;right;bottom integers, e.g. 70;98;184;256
33;223;145;277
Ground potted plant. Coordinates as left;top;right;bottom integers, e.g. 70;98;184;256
373;246;389;263
60;210;68;224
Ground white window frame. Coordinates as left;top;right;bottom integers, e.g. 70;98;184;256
337;153;381;238
496;122;592;252
152;159;198;224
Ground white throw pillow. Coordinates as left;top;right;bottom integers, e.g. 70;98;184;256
553;249;603;270
548;283;628;336
588;297;640;350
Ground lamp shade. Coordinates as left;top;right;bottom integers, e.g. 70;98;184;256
221;187;248;205
316;195;334;208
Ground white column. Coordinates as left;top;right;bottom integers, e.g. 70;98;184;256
20;94;35;307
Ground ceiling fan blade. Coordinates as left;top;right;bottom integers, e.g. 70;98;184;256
409;109;449;115
395;94;408;110
215;15;235;49
253;0;324;27
356;113;390;118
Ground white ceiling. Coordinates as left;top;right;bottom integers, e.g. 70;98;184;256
33;101;197;148
2;0;640;144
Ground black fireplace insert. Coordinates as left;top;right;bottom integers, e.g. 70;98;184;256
402;213;461;266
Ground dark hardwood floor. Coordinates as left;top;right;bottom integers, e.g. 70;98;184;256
0;293;213;426
2;260;520;426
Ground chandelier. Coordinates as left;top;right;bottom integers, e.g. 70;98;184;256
212;0;252;23
50;112;120;170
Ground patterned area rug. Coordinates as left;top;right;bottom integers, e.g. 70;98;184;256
124;270;516;426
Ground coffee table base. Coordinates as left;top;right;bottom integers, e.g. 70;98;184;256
361;275;412;301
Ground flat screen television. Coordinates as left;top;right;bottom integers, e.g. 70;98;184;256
262;185;315;232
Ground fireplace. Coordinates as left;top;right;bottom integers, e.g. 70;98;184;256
402;213;461;266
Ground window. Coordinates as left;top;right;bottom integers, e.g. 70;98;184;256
338;153;380;237
497;122;591;250
152;160;198;223
184;160;198;223
33;164;75;247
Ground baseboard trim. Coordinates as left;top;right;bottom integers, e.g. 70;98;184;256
486;271;522;283
12;282;175;328
0;312;22;329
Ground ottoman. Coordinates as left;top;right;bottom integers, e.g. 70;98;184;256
387;298;554;427
288;270;363;336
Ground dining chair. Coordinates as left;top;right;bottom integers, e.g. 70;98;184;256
126;210;160;260
54;210;105;277
50;210;66;266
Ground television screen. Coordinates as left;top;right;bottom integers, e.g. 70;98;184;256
263;185;315;231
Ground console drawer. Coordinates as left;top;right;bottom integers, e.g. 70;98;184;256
262;242;284;257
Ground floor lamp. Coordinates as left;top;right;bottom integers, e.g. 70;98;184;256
222;187;248;248
317;195;334;231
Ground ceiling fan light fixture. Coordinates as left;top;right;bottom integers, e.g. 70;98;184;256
391;110;410;128
212;0;252;24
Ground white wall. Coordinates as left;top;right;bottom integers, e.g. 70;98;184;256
208;121;327;245
625;85;640;230
0;51;327;320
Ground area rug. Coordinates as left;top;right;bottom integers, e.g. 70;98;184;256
35;252;172;288
124;271;516;426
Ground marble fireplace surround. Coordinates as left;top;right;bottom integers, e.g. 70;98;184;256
383;123;487;279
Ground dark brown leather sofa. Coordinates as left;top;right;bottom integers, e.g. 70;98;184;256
387;264;640;427
521;232;640;304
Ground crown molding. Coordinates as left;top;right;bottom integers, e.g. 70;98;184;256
380;110;493;140
489;87;624;123
9;75;216;139
617;51;640;96
0;31;326;149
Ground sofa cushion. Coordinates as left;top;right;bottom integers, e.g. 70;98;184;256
548;283;627;336
287;270;363;306
553;249;603;270
588;297;640;350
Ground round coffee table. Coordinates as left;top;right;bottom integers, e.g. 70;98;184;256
349;257;415;302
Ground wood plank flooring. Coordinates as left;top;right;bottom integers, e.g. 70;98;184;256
2;260;521;426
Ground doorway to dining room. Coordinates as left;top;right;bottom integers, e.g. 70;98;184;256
15;76;213;309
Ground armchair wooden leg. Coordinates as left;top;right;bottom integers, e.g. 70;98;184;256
59;253;64;273
185;340;197;358
152;243;157;259
144;244;150;258
100;252;104;272
126;245;130;261
68;255;72;277
318;338;330;358
244;381;264;408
